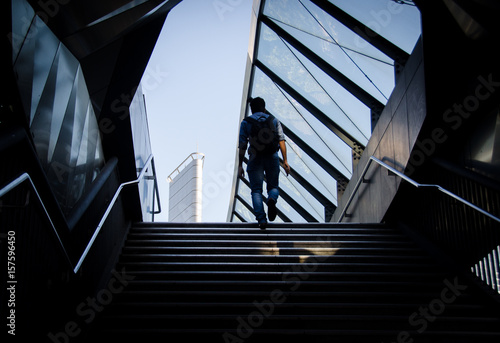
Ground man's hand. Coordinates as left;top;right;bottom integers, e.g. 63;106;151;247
282;160;291;176
278;141;290;176
237;147;246;179
238;165;245;179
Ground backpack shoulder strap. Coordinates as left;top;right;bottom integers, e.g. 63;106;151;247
243;116;258;124
264;114;277;130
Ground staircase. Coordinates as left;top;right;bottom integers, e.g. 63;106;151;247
84;222;500;342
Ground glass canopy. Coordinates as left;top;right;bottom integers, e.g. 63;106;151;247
229;0;421;223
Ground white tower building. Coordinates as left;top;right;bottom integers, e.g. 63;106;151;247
167;152;204;222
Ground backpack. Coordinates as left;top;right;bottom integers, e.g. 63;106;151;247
244;114;280;156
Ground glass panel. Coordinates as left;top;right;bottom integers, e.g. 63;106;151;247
279;168;324;221
130;83;155;221
301;0;395;102
257;23;374;144
285;43;373;143
268;178;308;222
130;83;153;172
262;0;394;104
329;0;422;54
239;162;304;222
285;137;338;205
237;176;253;206
251;67;353;177
234;200;255;222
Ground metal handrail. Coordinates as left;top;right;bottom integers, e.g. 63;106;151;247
74;154;156;272
337;156;500;224
0;154;159;274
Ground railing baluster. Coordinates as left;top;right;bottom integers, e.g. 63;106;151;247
337;156;500;294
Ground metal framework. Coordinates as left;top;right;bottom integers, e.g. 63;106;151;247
228;0;421;223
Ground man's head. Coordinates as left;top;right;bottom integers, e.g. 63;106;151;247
250;97;266;114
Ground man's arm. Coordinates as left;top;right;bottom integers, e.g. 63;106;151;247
238;119;249;179
238;147;246;178
274;118;290;175
279;140;290;176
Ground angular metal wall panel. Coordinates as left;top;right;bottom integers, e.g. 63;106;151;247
12;0;105;215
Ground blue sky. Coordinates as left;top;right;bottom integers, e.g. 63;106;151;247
142;0;253;222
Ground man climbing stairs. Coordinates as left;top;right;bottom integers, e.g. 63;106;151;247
82;222;500;342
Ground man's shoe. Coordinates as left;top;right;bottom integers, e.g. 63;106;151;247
259;221;267;230
268;198;277;222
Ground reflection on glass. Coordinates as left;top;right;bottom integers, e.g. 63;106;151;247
285;138;338;205
235;200;255;222
273;184;307;222
279;169;324;221
263;0;396;104
237;178;254;206
329;0;422;54
130;84;155;221
252;67;354;177
258;24;374;144
238;163;306;222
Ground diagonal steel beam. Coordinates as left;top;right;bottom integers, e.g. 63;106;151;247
255;60;365;150
262;16;385;115
309;0;410;65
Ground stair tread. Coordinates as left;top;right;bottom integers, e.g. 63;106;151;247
105;301;489;318
97;328;500;334
102;313;500;321
125;238;411;243
120;246;422;253
132;222;388;228
127;233;409;239
119;261;439;268
126;270;445;276
123;280;452;296
118;256;432;266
